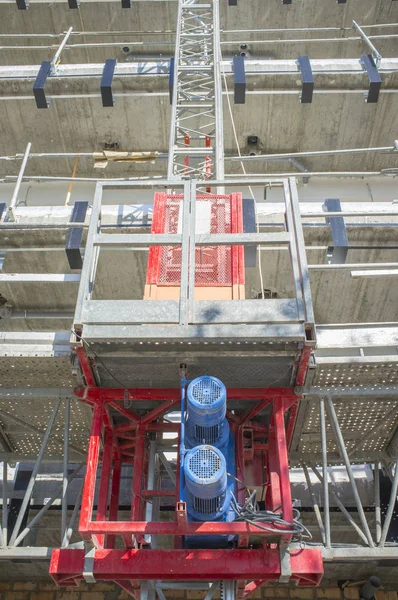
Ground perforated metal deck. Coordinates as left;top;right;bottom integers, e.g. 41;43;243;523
0;392;89;461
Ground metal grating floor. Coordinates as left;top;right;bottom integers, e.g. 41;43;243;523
94;354;295;389
312;361;398;389
0;356;77;388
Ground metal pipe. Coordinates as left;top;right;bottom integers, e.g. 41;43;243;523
213;0;225;182
302;211;398;217
374;464;382;544
51;27;73;73
319;397;331;548
325;396;375;547
353;20;382;68
222;24;398;34
309;263;398;271
379;457;398;547
231;145;395;161
310;464;370;546
4;171;394;185
12;464;83;548
220;33;398;46
288;177;315;325
7;142;31;223
9;398;62;546
2;461;8;547
61;398;70;545
302;463;325;544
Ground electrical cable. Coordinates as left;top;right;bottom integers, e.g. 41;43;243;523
72;328;134;394
229;490;312;541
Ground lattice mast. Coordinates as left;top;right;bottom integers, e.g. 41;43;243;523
167;0;224;181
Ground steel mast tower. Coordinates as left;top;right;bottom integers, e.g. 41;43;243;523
167;0;224;182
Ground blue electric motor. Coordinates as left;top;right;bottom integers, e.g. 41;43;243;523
185;376;229;451
184;445;230;521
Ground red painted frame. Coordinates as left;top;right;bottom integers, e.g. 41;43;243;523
51;368;323;595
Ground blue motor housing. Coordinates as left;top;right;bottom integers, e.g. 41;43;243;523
186;376;229;451
184;445;230;521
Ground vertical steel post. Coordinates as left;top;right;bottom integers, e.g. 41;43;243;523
61;398;70;545
325;396;374;548
288;177;315;327
310;464;370;545
80;401;103;540
62;479;84;548
188;179;196;324
273;399;293;528
9;398;61;546
2;461;8;547
131;428;146;521
144;439;157;545
179;180;191;325
167;0;182;180
107;458;122;550
96;429;113;548
379;456;398;547
213;0;224;181
74;181;102;329
374;463;382;544
319;396;331;548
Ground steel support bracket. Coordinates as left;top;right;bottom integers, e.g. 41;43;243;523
68;0;80;7
121;0;132;6
336;0;347;3
228;0;238;4
169;57;175;105
101;59;117;108
279;543;292;583
361;54;382;103
82;547;96;584
297;56;314;104
281;0;292;4
323;198;349;264
176;502;188;528
233;56;246;104
66;201;89;269
33;61;52;109
16;0;29;8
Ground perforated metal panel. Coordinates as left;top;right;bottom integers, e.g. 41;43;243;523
147;193;244;288
0;396;90;459
312;361;398;389
160;195;233;286
0;357;76;389
291;396;398;462
94;354;295;389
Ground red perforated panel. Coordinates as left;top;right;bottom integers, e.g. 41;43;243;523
146;193;244;287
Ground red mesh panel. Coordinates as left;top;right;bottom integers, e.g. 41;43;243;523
147;193;244;287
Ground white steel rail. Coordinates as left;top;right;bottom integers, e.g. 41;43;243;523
167;0;224;180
